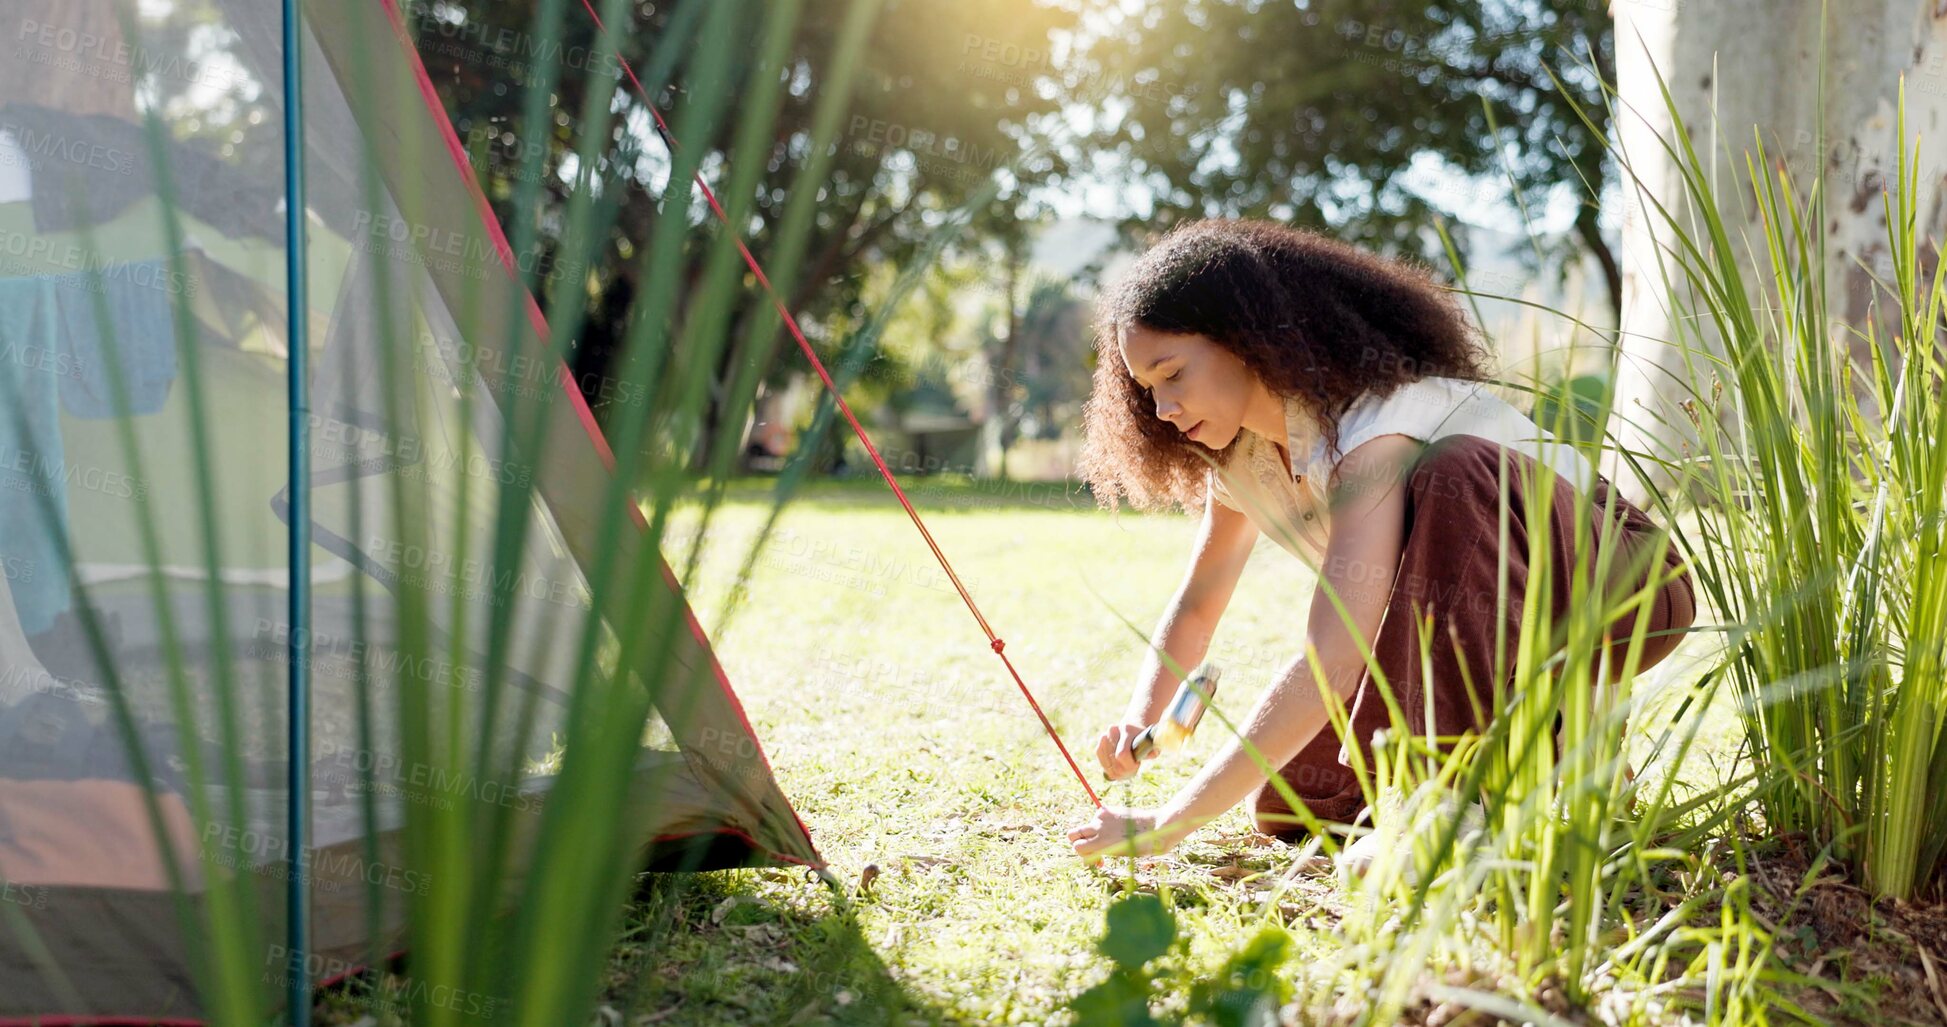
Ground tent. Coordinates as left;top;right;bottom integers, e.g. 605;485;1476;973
0;0;819;1020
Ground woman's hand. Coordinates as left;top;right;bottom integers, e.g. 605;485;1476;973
1066;805;1189;862
1095;721;1148;781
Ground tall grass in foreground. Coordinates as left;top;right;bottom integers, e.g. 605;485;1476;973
12;0;909;1022
1084;322;1768;1024
48;0;1122;1020
1072;51;1947;1027
295;0;893;1021
1614;69;1947;901
1083;356;1777;1025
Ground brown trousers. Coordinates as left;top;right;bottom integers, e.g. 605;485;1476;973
1252;433;1698;837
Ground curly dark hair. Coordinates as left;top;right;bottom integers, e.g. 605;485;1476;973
1076;218;1495;513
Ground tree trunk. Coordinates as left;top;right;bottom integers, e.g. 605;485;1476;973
1573;204;1623;326
989;239;1022;479
1608;0;1947;504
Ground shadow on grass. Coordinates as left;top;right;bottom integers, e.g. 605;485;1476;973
308;863;946;1025
611;868;949;1026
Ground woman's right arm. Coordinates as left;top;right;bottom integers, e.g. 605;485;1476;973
1098;492;1258;780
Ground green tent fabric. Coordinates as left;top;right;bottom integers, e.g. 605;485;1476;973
0;0;820;1021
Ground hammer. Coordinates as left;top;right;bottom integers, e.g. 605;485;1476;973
1129;662;1223;762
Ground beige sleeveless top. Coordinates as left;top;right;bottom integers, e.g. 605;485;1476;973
1207;376;1595;565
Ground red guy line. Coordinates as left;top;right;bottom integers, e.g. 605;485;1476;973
574;0;1101;808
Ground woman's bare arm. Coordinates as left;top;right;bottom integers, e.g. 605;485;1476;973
1122;491;1259;725
1152;435;1419;841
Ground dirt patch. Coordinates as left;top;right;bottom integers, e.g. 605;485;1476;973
1746;832;1947;1026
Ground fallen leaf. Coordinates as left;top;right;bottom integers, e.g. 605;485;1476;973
734;923;784;946
711;896;749;924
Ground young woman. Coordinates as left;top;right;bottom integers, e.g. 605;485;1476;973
1064;219;1696;862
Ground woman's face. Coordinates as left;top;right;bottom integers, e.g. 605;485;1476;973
1117;323;1259;450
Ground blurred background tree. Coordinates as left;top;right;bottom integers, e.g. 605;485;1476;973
406;0;1077;473
1067;0;1617;313
402;0;1617;481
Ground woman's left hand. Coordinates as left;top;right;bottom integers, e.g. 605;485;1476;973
1066;805;1186;862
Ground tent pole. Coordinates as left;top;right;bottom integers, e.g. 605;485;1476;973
281;0;311;1021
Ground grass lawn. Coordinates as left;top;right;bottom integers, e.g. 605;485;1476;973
591;474;1742;1026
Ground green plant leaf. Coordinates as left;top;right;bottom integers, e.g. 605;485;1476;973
1100;893;1176;972
1188;926;1293;1027
1069;975;1163;1027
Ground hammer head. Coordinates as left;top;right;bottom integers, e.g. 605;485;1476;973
1129;663;1222;762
